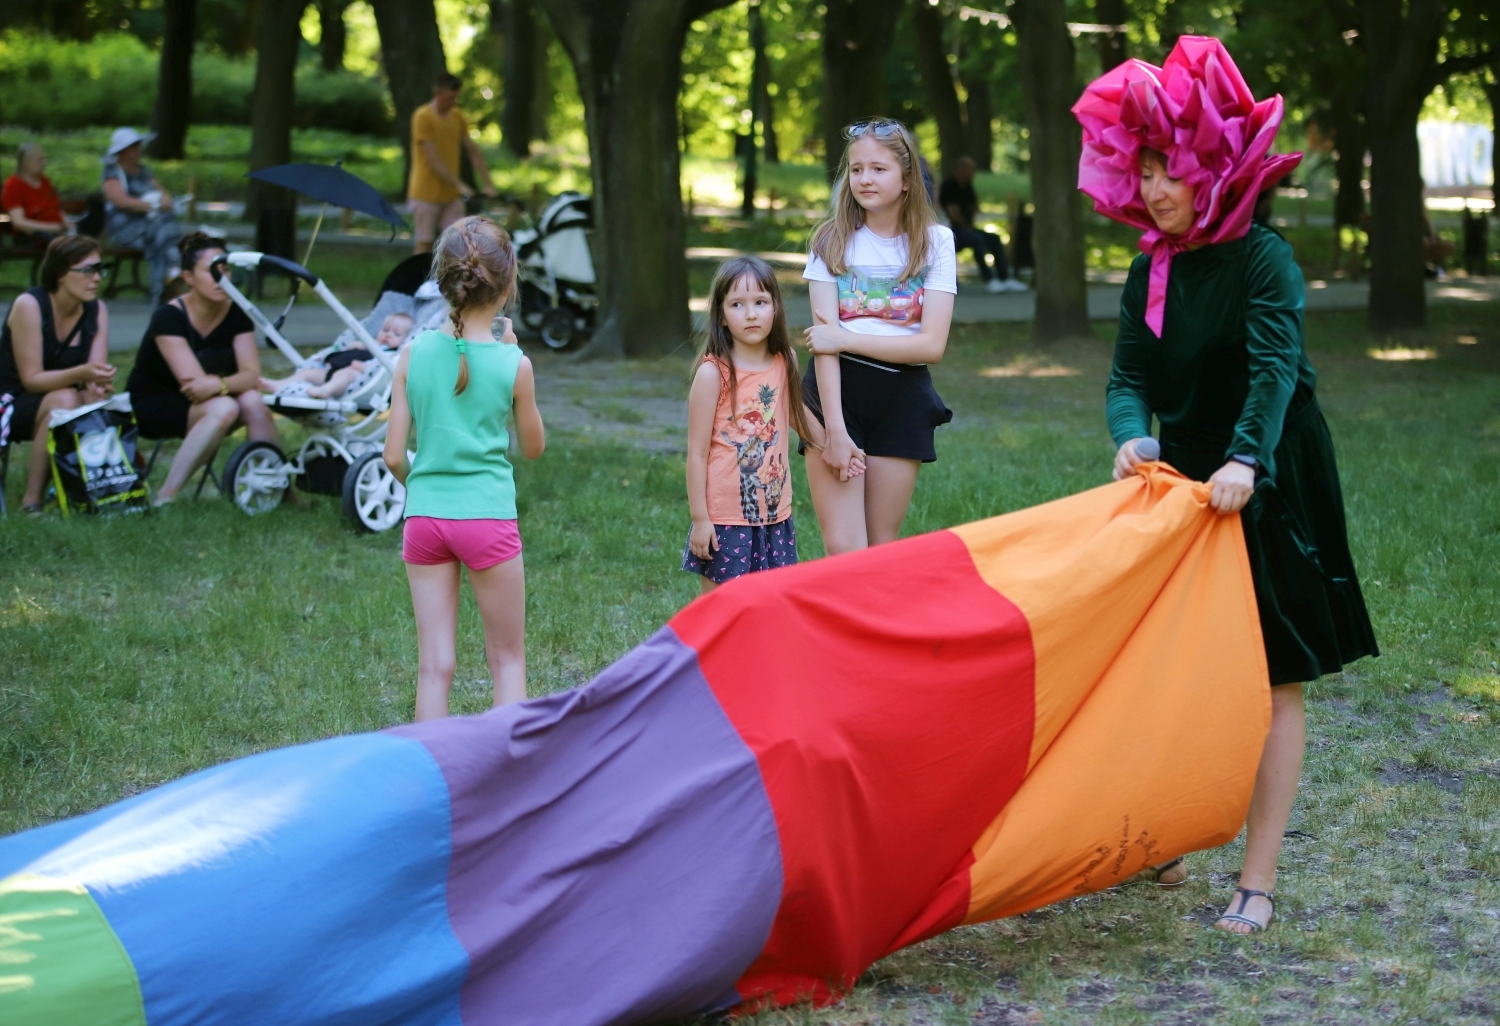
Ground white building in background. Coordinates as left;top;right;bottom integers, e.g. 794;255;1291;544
1418;122;1493;189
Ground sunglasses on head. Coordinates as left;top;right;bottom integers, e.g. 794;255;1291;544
844;119;904;141
69;262;105;278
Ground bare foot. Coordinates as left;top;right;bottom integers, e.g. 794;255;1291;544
259;377;283;393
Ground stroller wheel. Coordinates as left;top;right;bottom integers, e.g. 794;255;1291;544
540;308;575;349
343;452;405;533
222;441;288;515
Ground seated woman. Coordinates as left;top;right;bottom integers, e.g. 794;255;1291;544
100;127;180;307
260;311;414;399
0;236;115;514
126;232;279;505
2;143;71;241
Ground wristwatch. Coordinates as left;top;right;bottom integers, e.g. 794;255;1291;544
1229;454;1258;468
217;380;230;397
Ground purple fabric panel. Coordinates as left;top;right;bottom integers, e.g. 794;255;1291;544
389;627;783;1026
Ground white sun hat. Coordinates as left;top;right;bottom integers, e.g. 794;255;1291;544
105;127;155;158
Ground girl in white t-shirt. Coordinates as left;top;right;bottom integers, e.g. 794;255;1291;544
801;119;956;554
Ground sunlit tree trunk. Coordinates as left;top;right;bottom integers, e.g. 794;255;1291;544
1012;0;1091;342
541;0;736;358
820;0;904;177
370;0;448;197
913;0;969;177
148;0;197;161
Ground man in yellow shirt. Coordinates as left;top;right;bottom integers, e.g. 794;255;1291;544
408;71;497;253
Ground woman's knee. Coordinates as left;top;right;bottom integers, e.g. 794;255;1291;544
202;396;241;430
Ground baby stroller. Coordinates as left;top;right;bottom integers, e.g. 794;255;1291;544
213;252;446;532
512;191;597;349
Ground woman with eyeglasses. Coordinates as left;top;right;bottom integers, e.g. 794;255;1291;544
0;235;115;514
127;232;279;504
800;119;956;554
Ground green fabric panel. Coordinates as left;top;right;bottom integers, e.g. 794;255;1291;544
0;875;146;1026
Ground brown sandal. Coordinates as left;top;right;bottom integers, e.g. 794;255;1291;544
1124;856;1187;888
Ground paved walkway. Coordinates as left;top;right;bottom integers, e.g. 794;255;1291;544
97;277;1500;353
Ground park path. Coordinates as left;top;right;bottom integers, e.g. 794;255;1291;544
98;276;1500;354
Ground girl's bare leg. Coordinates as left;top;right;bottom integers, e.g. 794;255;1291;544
805;451;868;555
862;456;921;546
157;396;240;500
699;577;717;596
1218;683;1305;932
236;390;280;443
468;554;528;706
21;387;82;505
406;560;463;720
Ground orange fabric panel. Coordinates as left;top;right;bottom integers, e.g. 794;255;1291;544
953;465;1270;921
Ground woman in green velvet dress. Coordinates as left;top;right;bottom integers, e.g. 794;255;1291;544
1110;149;1378;933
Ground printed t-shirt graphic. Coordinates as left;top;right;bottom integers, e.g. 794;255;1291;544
804;225;958;340
706;358;792;526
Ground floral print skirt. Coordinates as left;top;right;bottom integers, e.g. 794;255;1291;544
681;517;798;584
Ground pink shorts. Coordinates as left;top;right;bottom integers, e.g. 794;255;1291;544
402;517;522;570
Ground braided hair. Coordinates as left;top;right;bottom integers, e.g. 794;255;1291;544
429;215;517;395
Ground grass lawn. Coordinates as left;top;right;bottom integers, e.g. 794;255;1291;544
3;304;1499;1024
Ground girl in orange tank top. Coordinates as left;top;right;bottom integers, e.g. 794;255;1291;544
683;257;812;595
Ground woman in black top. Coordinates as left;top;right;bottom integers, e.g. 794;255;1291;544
126;233;279;502
0;235;115;513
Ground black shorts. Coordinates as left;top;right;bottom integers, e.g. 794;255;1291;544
799;355;952;463
324;348;373;372
8;390;46;441
132;392;192;439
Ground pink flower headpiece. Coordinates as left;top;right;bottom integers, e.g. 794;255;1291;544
1072;36;1302;336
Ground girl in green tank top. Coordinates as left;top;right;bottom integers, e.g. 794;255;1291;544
384;217;545;722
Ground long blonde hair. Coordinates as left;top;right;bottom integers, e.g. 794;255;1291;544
810;119;936;283
430;216;517;395
695;256;811;441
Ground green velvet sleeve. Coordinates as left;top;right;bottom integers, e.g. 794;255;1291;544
1229;230;1305;472
1105;260;1153;448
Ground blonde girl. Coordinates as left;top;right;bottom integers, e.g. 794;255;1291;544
684;256;811;594
383;216;545;720
801;119;956;554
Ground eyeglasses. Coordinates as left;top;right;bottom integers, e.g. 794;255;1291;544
844;119;904;141
69;262;105;278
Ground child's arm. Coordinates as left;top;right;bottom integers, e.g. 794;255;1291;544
686;362;721;560
383;348;413;484
805;289;955;366
807;281;866;482
510;356;546;460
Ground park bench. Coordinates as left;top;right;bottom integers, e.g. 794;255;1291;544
0;214;46;295
0;196;147;299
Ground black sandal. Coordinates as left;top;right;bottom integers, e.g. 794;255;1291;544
1125;856;1187;888
1215;887;1274;932
21;502;44;518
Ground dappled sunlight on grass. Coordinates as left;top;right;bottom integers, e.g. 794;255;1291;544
1368;347;1438;361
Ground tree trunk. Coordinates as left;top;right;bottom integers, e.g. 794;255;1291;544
742;0;765;218
501;0;538;157
752;0;778;164
913;1;969;178
319;0;349;71
1486;76;1500;213
541;0;736;359
532;12;554;142
1093;0;1128;71
148;0;197;161
1012;0;1091;342
370;0;449;198
1361;0;1443;332
1331;96;1367;231
250;0;308;259
963;72;993;171
821;0;904;177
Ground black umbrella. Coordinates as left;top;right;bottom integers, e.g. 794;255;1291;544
246;161;405;261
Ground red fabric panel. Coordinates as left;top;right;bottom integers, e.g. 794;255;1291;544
670;531;1035;1006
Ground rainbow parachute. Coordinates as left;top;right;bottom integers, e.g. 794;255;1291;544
1;466;1268;1025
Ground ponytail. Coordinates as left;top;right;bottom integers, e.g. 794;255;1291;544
430;215;518;398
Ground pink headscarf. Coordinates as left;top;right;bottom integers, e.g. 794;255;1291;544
1072;36;1302;336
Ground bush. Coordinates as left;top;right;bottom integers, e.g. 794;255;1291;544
0;32;390;135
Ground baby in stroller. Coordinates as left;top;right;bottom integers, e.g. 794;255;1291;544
259;311;414;399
